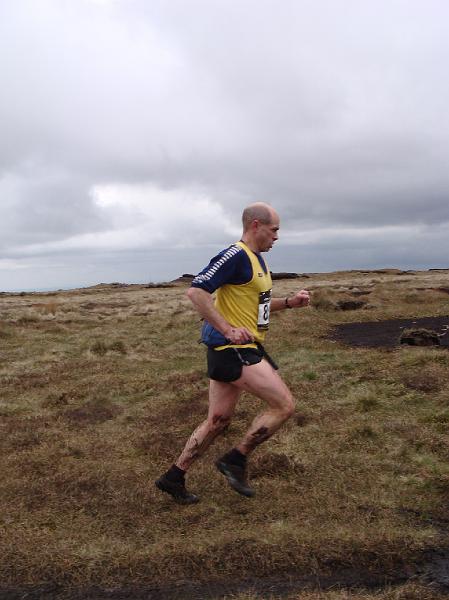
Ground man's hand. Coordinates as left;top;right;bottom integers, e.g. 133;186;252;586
288;289;311;308
224;326;255;344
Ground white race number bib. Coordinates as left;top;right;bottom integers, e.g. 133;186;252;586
257;290;272;330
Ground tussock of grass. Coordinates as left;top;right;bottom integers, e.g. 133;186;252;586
39;301;60;315
310;288;338;310
1;274;449;594
89;339;127;356
0;325;14;338
403;292;420;304
16;312;41;324
401;364;446;393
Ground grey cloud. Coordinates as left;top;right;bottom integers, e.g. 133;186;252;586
0;170;110;253
1;0;449;290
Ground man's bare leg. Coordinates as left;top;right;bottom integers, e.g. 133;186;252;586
233;359;295;455
216;359;295;496
156;380;240;504
176;380;240;470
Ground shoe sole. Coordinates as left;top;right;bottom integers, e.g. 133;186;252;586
215;460;255;497
155;479;200;505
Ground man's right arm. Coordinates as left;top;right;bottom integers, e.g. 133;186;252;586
186;287;254;345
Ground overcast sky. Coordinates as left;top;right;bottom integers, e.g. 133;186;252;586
1;0;449;291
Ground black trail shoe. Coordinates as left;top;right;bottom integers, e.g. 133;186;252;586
155;475;199;505
215;458;255;497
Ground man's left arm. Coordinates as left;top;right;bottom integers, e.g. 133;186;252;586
270;289;311;312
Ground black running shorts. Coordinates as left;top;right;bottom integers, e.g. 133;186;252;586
207;344;278;383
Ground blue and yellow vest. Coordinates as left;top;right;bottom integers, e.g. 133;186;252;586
201;241;272;349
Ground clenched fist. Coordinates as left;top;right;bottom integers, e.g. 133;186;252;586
288;290;311;308
225;326;255;344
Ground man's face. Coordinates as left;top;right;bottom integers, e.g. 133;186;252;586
255;214;280;252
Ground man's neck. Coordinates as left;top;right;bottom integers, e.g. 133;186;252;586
240;235;259;253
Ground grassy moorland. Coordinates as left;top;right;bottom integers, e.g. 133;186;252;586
1;269;449;599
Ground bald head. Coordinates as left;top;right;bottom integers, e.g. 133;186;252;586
242;202;277;231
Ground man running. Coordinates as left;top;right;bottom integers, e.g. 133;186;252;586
156;202;310;504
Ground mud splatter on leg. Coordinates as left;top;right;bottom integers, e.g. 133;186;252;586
176;415;231;471
239;425;272;454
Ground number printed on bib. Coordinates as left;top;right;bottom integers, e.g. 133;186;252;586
257;290;272;330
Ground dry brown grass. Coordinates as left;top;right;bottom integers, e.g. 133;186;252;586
225;582;448;599
1;272;449;597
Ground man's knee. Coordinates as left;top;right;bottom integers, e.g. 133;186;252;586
279;392;295;420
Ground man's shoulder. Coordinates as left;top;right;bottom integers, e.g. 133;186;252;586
214;243;245;263
191;244;250;289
